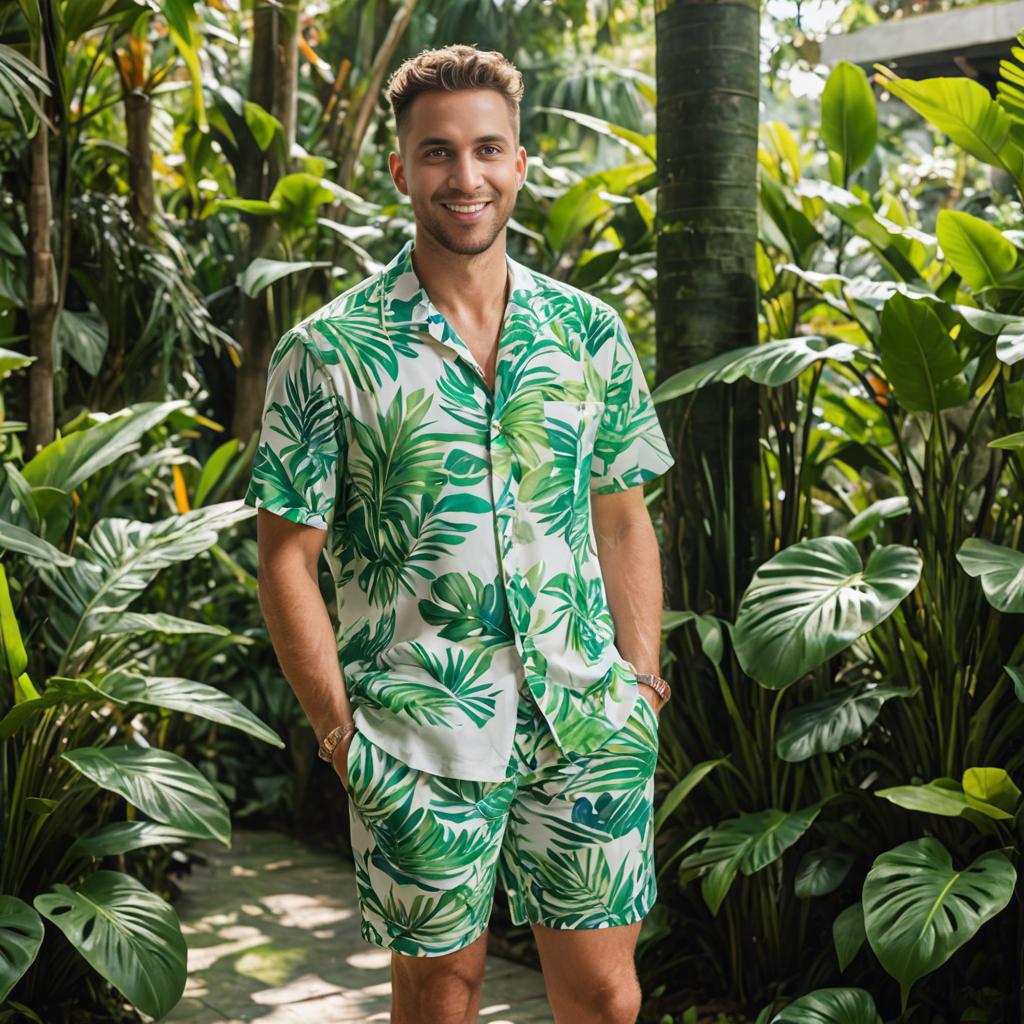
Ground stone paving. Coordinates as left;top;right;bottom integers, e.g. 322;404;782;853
161;828;554;1024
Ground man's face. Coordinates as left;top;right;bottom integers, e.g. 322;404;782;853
390;89;527;257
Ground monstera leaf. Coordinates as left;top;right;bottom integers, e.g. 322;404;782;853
34;870;186;1020
734;537;922;689
770;988;880;1024
0;897;43;1002
776;683;914;762
863;838;1016;1009
956;538;1024;612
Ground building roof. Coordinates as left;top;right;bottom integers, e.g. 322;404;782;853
820;0;1024;87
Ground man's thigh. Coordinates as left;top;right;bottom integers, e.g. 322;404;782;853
496;691;660;931
346;729;516;958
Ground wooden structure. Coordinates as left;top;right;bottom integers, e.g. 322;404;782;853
821;0;1024;91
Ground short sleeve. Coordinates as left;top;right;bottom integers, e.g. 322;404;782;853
590;312;676;494
243;329;344;530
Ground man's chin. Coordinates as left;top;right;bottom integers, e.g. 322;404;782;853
419;214;510;256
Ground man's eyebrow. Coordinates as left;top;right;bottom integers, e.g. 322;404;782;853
416;134;508;149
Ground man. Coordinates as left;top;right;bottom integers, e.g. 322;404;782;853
244;43;675;1024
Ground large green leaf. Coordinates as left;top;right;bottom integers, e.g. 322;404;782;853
0;677;105;739
653;335;869;403
821;61;878;178
936;209;1018;291
238;258;331;298
545;161;654;254
734;537;922;689
795;847;855;898
771;988;880;1024
70;821;197;858
61;746;231;844
33;502;253;648
863;838;1016;1009
34;870;187;1020
956;538;1024;612
843;496;911;541
776;683;914;762
877;293;970;413
874;67;1023;182
20;401;187;493
0;896;43;1003
99;669;284;747
876;777;1008;820
536;105;656;161
0;518;76;567
833;903;866;972
653;758;727;837
680;802;826;914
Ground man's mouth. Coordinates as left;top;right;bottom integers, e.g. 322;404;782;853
441;201;491;221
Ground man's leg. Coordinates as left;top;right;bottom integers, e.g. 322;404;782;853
532;921;643;1024
390;926;490;1024
496;690;661;1024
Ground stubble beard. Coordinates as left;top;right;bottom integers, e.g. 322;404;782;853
414;193;515;257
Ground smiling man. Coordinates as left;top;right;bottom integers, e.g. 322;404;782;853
244;44;675;1024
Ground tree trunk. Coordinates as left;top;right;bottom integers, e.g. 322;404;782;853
655;0;761;622
26;38;57;458
232;1;284;441
335;0;418;192
273;0;300;172
125;89;155;239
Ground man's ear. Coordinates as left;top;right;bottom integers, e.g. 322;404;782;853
389;151;408;195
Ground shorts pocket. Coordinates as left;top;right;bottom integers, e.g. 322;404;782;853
345;728;363;802
635;691;660;744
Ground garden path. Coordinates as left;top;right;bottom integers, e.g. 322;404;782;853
161;828;554;1024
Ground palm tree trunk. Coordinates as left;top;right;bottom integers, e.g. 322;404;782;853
655;0;761;621
27;37;56;457
233;1;285;441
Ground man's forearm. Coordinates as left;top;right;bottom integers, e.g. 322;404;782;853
258;557;354;743
595;516;664;677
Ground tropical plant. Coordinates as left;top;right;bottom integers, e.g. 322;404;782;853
646;51;1024;1020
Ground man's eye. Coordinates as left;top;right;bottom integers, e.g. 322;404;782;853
481;146;499;155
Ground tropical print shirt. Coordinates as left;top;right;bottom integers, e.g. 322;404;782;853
244;238;676;781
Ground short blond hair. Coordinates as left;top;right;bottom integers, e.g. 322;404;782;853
385;44;524;148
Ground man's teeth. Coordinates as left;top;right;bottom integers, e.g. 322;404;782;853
444;202;488;212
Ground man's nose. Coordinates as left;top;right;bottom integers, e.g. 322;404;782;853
449;153;485;194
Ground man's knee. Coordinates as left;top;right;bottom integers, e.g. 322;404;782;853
391;935;488;1023
554;974;642;1024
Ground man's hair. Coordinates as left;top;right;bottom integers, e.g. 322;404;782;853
385;44;524;149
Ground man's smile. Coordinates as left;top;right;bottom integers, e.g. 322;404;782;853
440;200;492;221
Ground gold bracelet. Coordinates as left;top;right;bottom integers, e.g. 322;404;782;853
317;721;356;763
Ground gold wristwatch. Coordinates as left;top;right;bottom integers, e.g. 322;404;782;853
626;662;672;704
317;722;356;763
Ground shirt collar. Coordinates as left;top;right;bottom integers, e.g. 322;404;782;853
373;237;541;356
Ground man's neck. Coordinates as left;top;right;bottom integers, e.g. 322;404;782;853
410;230;509;321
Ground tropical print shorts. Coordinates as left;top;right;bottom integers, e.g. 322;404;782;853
343;679;660;958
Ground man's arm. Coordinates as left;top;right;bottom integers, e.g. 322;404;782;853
591;485;666;712
255;508;354;748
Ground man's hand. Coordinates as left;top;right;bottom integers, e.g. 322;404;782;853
331;729;358;793
639;687;664;719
